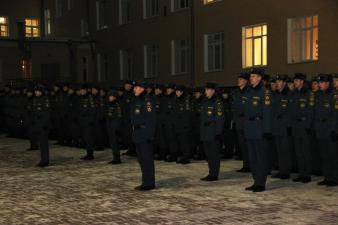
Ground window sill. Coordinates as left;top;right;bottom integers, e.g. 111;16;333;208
204;70;224;74
204;0;223;6
287;60;318;65
143;15;160;20
172;72;189;76
171;8;190;14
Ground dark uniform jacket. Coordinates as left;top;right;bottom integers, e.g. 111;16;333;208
173;93;192;134
32;96;50;134
232;86;248;130
162;93;176;129
271;87;291;137
243;82;272;140
130;93;156;144
200;95;225;142
290;87;314;138
313;89;336;139
79;94;97;126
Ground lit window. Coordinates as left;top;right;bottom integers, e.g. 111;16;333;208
44;9;51;36
119;0;132;25
143;0;159;19
287;15;318;63
171;39;190;75
25;19;40;38
204;32;224;72
0;16;9;37
171;0;190;11
242;24;267;68
119;50;133;80
203;0;222;5
144;44;159;78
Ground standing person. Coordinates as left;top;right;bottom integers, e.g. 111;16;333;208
105;89;123;164
130;82;156;191
244;68;272;192
153;84;166;160
191;87;204;160
173;85;192;164
25;87;39;151
232;72;251;173
32;84;51;167
314;74;338;186
290;73;314;183
200;83;224;182
220;88;234;159
79;84;97;160
271;74;292;179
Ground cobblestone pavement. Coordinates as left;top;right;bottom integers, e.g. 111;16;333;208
0;136;337;225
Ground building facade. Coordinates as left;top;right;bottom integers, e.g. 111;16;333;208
0;0;338;86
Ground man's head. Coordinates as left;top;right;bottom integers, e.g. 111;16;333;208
293;73;307;90
249;68;265;87
205;82;217;99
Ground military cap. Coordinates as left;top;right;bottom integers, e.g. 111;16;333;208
107;89;118;97
133;81;146;88
263;74;271;82
238;71;250;80
294;73;307;81
317;74;332;82
166;83;176;89
276;74;289;81
249;67;265;76
124;80;133;85
34;84;46;92
175;85;186;91
205;82;217;90
311;75;319;82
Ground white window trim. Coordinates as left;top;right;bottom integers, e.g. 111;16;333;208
144;44;159;78
203;0;222;5
44;9;51;36
143;0;159;19
171;0;190;12
97;53;102;82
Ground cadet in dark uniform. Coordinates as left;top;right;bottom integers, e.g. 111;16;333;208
130;82;156;191
200;83;224;181
173;85;192;164
290;73;314;183
191;87;204;160
271;74;292;179
232;72;251;172
244;68;272;192
153;84;166;160
32;84;51;167
25;87;39;151
105;89;123;164
79;84;97;160
314;74;338;186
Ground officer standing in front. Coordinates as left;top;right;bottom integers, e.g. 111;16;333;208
32;84;51;167
130;82;157;191
200;82;224;182
244;68;272;192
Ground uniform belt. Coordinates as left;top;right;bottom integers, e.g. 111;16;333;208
133;125;146;130
248;116;262;121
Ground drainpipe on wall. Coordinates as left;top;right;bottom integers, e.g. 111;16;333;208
190;0;195;87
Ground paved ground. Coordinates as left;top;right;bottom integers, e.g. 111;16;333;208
0;136;338;225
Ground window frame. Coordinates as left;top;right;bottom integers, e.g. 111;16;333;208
144;44;160;78
119;50;133;81
25;18;40;38
203;0;222;5
171;0;190;12
171;39;190;75
0;16;9;38
242;23;268;68
287;15;319;64
119;0;132;25
143;0;160;19
44;9;51;36
204;32;224;73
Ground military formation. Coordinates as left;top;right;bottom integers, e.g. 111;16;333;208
0;68;337;192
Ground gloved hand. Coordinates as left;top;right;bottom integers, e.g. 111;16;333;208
287;127;292;137
306;128;313;136
215;135;222;142
330;131;338;142
263;133;273;140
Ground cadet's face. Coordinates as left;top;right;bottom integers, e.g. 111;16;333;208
166;88;174;95
134;86;144;96
312;82;319;91
222;93;229;99
287;83;295;91
205;88;215;98
125;84;132;91
237;78;247;88
35;90;42;97
108;96;116;102
271;83;277;91
250;74;261;86
294;79;304;89
154;89;162;95
63;87;68;92
276;80;285;91
27;92;33;97
175;90;183;97
194;92;202;99
80;89;86;95
333;79;338;89
68;89;74;95
319;81;329;91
